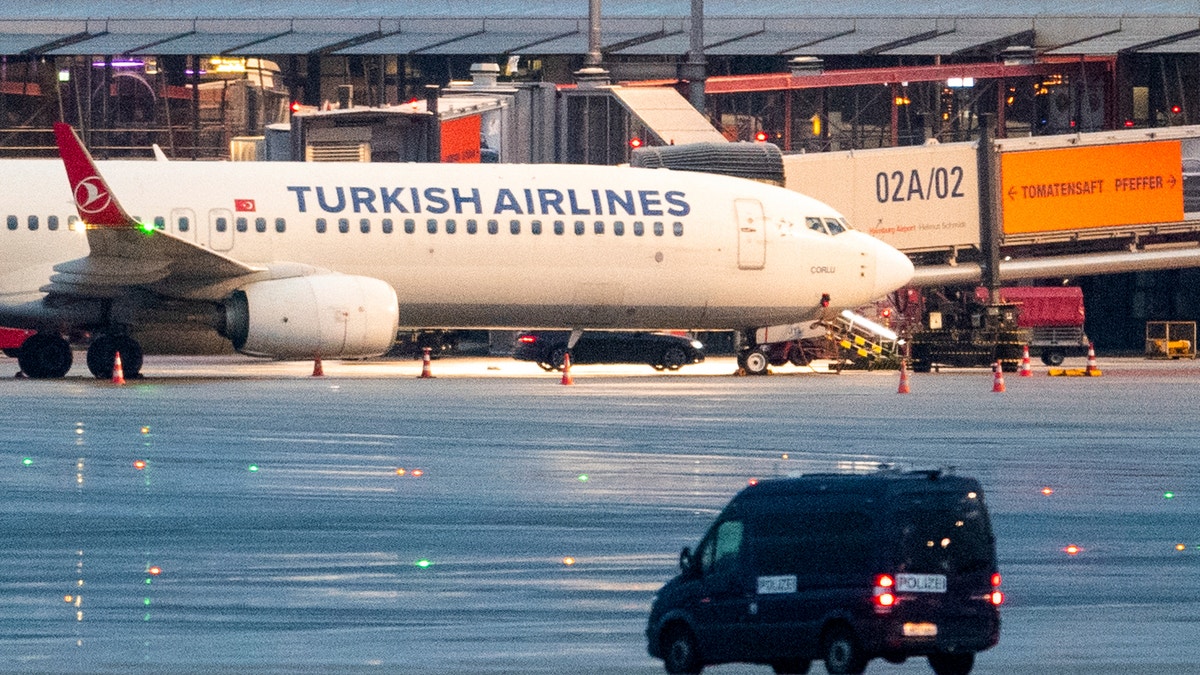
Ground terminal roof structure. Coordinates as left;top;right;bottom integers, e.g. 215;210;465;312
3;1;1200;56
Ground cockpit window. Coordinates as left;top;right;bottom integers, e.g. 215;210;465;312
825;218;846;235
806;217;828;235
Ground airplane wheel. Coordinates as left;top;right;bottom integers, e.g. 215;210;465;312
17;333;73;378
87;335;144;379
743;349;770;375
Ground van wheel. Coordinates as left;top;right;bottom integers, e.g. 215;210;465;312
743;349;770;375
662;626;702;674
772;659;811;674
823;627;867;674
1041;350;1065;366
928;652;974;675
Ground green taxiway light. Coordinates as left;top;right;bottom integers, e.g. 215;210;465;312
248;464;259;472
1164;491;1175;499
22;457;32;466
415;559;431;568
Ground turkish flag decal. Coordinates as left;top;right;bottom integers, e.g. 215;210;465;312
234;199;256;212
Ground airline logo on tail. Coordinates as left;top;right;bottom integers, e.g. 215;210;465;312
73;176;113;214
53;122;134;228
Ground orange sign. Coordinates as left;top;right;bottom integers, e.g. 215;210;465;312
1000;140;1183;235
440;114;481;163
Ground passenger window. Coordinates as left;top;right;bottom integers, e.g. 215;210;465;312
673;221;684;236
404;218;416;234
633;221;644;236
553;220;565;235
445;219;457;234
702;520;744;575
807;217;828;235
510;220;521;235
487;219;499;235
750;510;873;576
575;220;585;235
316;218;327;234
594;220;605;235
382;218;393;234
69;215;81;231
27;215;38;231
338;218;349;234
216;217;228;233
825;218;845;235
653;221;664;236
531;220;542;235
613;221;625;236
178;216;190;232
153;216;165;230
427;219;438;234
466;219;477;234
275;218;286;233
7;215;16;231
255;217;266;233
360;218;370;234
49;215;60;231
235;217;248;233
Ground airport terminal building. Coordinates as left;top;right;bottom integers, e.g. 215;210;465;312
1;0;1200;349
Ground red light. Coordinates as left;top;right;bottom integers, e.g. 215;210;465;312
747;478;759;486
881;308;892;318
1064;544;1081;555
991;573;1002;587
518;335;537;344
990;590;1005;605
148;566;162;576
873;574;896;607
876;574;895;588
133;459;146;470
877;592;896;606
754;131;768;142
629;138;643;148
289;101;301;113
1172;105;1182;114
1124;119;1136;128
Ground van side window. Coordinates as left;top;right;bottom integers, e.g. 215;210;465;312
750;510;873;575
700;520;744;575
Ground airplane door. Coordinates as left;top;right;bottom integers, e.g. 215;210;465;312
209;208;234;251
735;199;765;270
171;208;196;242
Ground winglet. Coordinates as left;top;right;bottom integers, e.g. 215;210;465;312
53;122;136;228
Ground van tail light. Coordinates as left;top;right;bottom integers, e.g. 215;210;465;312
873;574;896;609
518;335;538;344
990;572;1004;606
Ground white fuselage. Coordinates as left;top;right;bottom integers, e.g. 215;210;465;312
0;158;912;335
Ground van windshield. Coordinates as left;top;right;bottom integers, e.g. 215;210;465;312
895;490;993;575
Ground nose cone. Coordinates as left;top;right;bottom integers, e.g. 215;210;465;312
873;241;915;297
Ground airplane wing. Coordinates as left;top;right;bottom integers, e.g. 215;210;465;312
47;123;262;299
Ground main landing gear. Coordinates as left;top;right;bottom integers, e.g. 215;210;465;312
86;334;144;379
12;332;144;379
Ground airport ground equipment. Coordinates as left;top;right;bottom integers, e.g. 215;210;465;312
909;296;1029;373
1145;321;1197;359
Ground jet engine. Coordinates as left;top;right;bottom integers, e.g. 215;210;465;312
221;275;399;359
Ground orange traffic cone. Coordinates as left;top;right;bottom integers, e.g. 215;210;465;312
418;346;434;378
112;351;126;385
561;352;574;385
1085;343;1099;374
897;359;911;394
992;361;1006;393
1019;345;1033;377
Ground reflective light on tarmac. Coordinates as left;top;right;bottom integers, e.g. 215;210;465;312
133;459;147;470
1163;491;1175;499
414;559;431;568
561;557;576;566
1041;486;1054;495
1064;544;1082;555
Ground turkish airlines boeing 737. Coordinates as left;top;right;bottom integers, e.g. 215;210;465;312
0;123;913;378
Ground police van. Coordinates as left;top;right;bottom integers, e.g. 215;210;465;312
646;470;1002;675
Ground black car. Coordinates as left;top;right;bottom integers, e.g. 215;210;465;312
647;470;1002;675
513;331;705;371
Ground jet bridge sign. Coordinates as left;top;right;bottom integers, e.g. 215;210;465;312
999;140;1184;236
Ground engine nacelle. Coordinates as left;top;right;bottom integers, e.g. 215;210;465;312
222;275;399;359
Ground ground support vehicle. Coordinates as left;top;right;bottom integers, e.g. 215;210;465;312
909;297;1029;373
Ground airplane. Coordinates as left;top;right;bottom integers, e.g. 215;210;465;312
0;122;914;379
